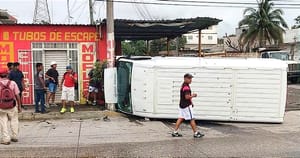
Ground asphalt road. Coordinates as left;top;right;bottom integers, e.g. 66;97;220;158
1;110;300;157
0;85;299;157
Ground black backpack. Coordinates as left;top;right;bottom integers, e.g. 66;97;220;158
0;81;15;109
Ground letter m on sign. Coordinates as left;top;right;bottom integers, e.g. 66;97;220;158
82;44;94;53
0;43;10;53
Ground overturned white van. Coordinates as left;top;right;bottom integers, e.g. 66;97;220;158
105;57;287;123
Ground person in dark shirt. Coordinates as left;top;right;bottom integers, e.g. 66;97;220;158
45;61;59;107
86;68;100;106
34;63;48;114
171;73;204;138
8;62;26;110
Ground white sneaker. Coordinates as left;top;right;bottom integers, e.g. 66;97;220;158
45;104;50;108
51;103;58;107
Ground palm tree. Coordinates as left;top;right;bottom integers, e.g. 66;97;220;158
239;0;288;48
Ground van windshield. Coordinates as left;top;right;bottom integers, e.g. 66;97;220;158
269;52;289;61
117;61;133;113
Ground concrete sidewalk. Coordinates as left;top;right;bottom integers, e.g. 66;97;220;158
18;105;122;120
0;111;299;157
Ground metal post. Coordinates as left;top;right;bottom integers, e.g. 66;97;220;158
167;38;170;56
89;0;94;24
146;40;150;56
198;29;202;57
107;0;116;111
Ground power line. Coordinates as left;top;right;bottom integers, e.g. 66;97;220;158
96;0;300;9
154;0;300;6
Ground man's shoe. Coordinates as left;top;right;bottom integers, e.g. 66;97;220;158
21;105;27;110
34;110;41;113
172;132;183;137
11;138;18;142
51;103;58;107
92;101;97;106
194;132;205;138
60;108;67;114
41;110;50;114
70;107;75;113
1;142;10;145
45;104;50;108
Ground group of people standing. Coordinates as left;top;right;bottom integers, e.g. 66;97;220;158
35;61;78;114
0;62;24;145
0;61;80;145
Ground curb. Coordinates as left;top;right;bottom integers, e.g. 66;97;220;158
18;110;124;121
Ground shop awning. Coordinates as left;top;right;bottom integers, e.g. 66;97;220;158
108;17;222;40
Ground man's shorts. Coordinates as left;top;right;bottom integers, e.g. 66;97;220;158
61;86;75;101
48;83;57;93
179;105;194;120
88;86;99;93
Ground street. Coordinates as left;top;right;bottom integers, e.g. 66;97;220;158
0;111;300;157
0;85;300;157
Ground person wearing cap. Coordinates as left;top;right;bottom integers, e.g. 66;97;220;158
8;62;26;110
45;61;59;107
0;68;21;145
60;66;78;114
171;73;204;138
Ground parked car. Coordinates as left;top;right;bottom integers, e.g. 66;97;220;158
261;51;300;83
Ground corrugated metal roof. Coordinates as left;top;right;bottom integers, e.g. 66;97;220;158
0;17;222;40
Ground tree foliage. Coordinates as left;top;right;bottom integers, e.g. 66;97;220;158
292;16;300;29
121;40;146;56
91;60;107;85
238;0;288;47
121;37;186;56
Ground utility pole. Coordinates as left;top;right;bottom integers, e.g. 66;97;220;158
89;0;94;24
107;0;116;111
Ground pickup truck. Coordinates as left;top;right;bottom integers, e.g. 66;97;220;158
261;51;300;83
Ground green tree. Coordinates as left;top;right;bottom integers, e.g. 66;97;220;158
239;0;288;47
150;36;187;55
292;16;300;29
121;40;146;56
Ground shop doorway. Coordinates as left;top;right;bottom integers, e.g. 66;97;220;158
32;42;79;104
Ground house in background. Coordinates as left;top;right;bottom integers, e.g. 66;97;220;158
283;28;300;61
184;25;219;51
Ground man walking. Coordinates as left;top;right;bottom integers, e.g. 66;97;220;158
8;62;26;110
34;63;48;114
0;68;21;145
60;66;77;114
45;61;59;107
172;73;204;138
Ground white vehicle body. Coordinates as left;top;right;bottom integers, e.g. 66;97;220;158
105;57;287;123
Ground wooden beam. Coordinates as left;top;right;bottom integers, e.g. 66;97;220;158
167;38;170;56
198;29;202;57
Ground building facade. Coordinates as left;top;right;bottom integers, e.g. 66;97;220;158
184;25;218;50
0;24;110;105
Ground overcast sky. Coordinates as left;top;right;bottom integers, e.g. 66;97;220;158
2;0;299;37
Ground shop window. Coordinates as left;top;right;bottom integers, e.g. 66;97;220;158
32;43;43;48
44;42;68;49
69;43;78;49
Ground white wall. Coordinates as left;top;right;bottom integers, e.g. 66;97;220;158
184;25;218;45
284;28;300;43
